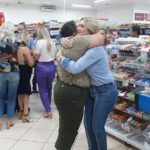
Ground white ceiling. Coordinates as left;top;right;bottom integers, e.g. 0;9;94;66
0;0;150;10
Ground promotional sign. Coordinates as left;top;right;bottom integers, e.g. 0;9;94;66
135;13;150;22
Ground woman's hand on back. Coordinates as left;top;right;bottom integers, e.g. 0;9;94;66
60;37;72;48
56;51;63;62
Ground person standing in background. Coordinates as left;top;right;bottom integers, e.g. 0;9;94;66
15;22;31;113
17;22;30;43
34;27;56;119
0;22;20;129
29;32;38;54
17;33;34;123
130;25;141;38
29;32;38;93
106;30;122;59
111;30;122;41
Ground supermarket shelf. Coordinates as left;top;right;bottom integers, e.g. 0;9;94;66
118;95;135;102
105;121;150;150
108;37;150;150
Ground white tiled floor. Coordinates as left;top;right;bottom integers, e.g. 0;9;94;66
0;93;138;150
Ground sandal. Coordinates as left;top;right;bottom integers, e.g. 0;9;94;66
43;112;53;119
22;114;33;123
6;120;14;129
18;110;24;120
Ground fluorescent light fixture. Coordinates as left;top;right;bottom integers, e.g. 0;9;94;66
72;4;92;8
34;1;55;5
94;0;108;3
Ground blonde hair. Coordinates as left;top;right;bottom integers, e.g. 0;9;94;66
82;17;100;34
0;21;15;43
36;27;51;51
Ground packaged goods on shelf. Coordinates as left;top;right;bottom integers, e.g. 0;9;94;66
110;110;129;122
106;37;150;150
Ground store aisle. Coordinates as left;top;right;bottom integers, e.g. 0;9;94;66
0;93;137;150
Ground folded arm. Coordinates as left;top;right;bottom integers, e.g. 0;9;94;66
88;33;105;48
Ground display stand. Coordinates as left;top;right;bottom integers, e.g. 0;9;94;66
106;38;150;150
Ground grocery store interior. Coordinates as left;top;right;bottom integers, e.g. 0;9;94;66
1;0;150;150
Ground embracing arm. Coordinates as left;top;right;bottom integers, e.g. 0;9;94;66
88;33;105;48
60;47;101;74
60;33;105;49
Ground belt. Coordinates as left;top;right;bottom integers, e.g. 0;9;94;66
90;82;115;89
38;61;54;64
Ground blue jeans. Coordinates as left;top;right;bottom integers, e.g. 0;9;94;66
84;83;118;150
0;72;20;119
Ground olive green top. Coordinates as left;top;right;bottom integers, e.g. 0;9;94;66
57;35;91;87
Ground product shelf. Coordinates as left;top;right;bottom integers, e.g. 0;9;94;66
105;121;150;150
107;37;150;150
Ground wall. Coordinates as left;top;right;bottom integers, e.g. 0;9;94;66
2;3;149;25
0;3;97;24
134;4;150;13
97;5;134;25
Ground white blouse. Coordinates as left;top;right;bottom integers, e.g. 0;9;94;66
35;39;56;62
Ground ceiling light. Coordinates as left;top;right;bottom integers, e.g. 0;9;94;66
72;4;92;8
34;1;55;5
94;0;108;3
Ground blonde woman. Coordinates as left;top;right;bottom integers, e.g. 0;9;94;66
34;27;56;118
0;22;20;129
